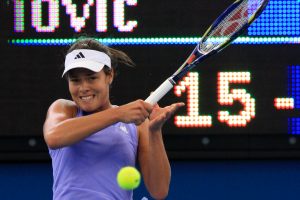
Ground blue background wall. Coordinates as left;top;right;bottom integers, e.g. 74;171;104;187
1;160;300;200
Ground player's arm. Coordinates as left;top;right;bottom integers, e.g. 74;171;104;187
43;99;120;149
43;99;151;149
138;103;184;199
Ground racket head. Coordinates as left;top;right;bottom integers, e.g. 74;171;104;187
173;0;269;80
199;0;270;54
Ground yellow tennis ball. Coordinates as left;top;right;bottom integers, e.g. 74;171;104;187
117;166;141;190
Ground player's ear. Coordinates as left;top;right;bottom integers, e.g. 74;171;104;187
108;69;114;85
104;66;114;84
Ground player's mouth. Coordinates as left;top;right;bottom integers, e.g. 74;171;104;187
80;95;95;102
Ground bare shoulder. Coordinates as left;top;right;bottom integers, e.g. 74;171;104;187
47;99;77;118
51;99;75;107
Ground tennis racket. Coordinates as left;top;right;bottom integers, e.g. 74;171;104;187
145;0;269;105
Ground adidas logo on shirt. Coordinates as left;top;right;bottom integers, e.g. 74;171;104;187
119;124;129;134
74;52;85;59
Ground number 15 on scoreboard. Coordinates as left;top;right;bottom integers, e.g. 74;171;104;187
174;72;255;128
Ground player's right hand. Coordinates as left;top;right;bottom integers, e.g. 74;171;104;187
117;100;153;125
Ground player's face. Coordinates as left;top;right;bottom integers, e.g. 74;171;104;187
67;68;113;112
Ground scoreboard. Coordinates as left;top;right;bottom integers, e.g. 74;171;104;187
1;0;300;159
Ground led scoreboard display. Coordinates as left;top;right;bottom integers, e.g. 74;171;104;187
1;0;300;159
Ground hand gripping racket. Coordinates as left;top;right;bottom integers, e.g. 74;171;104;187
145;0;269;105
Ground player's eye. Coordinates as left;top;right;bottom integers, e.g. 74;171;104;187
70;78;80;83
88;76;97;81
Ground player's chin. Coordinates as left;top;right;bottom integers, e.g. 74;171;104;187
80;105;98;113
77;101;98;112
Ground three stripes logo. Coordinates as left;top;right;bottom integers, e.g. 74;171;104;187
74;52;85;59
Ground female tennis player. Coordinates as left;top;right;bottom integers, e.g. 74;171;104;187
43;38;184;200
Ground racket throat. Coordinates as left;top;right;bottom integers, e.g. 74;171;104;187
168;77;177;85
172;63;196;83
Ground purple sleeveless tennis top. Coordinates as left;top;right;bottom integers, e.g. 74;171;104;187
49;108;138;200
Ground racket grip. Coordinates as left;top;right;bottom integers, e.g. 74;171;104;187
145;78;175;105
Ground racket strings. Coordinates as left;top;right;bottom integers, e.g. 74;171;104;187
199;0;264;54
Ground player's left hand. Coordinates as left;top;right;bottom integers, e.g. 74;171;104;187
148;102;185;132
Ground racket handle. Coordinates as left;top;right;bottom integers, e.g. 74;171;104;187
145;78;175;105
